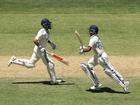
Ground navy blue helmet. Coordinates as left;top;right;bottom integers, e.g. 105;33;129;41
89;25;99;35
41;18;51;29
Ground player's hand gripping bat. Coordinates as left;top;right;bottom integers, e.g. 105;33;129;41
44;50;69;66
75;30;85;54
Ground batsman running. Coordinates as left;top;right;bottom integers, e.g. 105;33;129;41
76;25;129;93
8;18;64;84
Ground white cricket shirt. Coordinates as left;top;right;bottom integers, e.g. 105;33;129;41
35;28;49;48
88;35;104;56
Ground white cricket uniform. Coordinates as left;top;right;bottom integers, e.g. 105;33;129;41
12;28;57;82
31;28;50;66
88;35;106;68
87;35;125;87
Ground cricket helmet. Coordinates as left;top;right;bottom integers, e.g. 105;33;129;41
89;25;99;35
41;18;52;29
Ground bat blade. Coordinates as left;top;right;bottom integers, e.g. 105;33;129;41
75;30;83;46
47;51;69;66
52;53;69;65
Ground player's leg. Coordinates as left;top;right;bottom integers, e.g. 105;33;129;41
80;56;101;90
8;52;39;68
41;51;63;84
8;56;16;67
99;52;129;93
88;56;102;89
104;64;129;93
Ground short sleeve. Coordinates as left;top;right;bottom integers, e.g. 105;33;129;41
35;29;42;40
88;36;98;47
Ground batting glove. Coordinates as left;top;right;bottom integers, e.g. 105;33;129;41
80;45;86;49
50;42;56;50
79;46;84;54
40;47;45;53
79;48;84;54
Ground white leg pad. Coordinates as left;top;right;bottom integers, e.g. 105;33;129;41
104;69;125;87
80;63;99;86
47;61;57;82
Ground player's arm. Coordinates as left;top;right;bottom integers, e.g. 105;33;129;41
33;38;40;47
83;46;92;52
79;38;94;54
79;45;92;54
47;40;52;44
33;38;45;53
83;37;96;52
47;40;56;50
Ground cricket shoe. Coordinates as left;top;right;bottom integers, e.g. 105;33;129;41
8;56;16;67
90;83;102;90
56;78;64;83
50;78;64;85
123;81;129;93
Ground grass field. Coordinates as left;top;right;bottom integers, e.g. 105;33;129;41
0;56;140;105
0;78;140;105
0;0;140;105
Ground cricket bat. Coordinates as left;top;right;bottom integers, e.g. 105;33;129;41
75;30;84;48
45;51;69;66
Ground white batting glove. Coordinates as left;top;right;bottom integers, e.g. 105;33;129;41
79;48;84;54
80;45;86;49
40;47;45;53
79;46;84;54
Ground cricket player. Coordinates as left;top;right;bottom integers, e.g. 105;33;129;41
79;25;129;93
8;18;63;84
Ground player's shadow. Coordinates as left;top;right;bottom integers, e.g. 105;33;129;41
86;87;130;94
12;80;75;86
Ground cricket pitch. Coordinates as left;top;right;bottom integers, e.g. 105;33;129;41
0;56;140;79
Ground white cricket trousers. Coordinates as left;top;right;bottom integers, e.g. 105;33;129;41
88;52;125;87
12;46;57;82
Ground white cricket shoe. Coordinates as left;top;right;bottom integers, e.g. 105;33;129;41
8;56;16;67
50;78;64;85
123;81;129;93
56;79;63;83
90;83;102;90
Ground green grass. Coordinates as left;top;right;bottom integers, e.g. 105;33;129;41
0;77;139;105
0;14;140;56
0;0;140;56
0;0;139;14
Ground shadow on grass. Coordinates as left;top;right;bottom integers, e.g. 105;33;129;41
12;80;75;85
86;87;130;94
